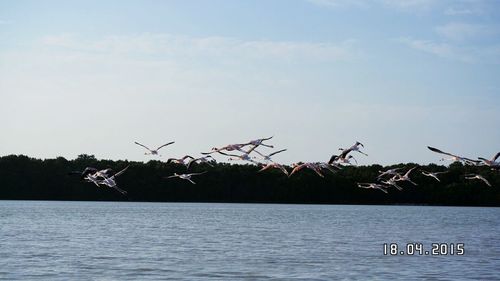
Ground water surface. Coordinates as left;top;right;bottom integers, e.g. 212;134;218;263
0;201;499;280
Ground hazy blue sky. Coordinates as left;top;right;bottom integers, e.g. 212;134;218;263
1;0;499;165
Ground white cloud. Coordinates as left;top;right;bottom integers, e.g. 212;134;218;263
399;37;474;63
399;37;457;59
435;22;494;41
399;37;500;64
444;0;488;16
40;33;360;63
444;7;479;15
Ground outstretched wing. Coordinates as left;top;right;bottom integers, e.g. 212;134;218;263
404;166;417;177
339;148;352;159
268;149;287;157
328;155;338;165
493;152;500;162
480;176;492;187
112;185;128;195
134;141;152;151
278;165;289;176
427;146;456;157
246;144;259;154
462;157;480;165
156;141;175;151
186;158;197;170
114;165;129;177
261;136;274;141
189;171;207;176
216;151;240;158
377;186;388;194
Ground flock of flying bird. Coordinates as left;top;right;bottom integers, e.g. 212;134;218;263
69;137;499;195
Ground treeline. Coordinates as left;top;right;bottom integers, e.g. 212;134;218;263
0;154;499;206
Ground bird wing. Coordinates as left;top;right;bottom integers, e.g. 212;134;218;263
328;155;338;165
480;177;492;187
252;149;265;157
134;141;152;151
311;166;324;177
340;147;353;159
350;156;358;165
268;149;287;157
113;165;129;177
278;165;289;176
258;164;271;172
462;157;481;165
289;164;304;177
111;185;127;195
182;155;195;160
261;136;273;141
186;158;197;170
430;174;441;182
156;141;175;151
493;152;500;162
189;171;207;176
216;151;240;158
245;144;259;154
377;186;388;193
404;166;417;177
427;146;457;158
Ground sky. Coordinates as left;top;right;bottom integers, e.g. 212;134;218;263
0;0;499;166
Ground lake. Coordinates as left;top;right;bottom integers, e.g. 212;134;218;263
0;201;499;280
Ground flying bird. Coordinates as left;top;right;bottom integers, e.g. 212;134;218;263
96;166;130;195
315;162;340;174
394;166;418;186
377;168;402;180
258;162;289;176
478;152;500;169
289;162;324;178
379;177;403;191
328;154;358;166
167;155;195;168
339;141;368;158
202;143;249;155
83;173;102;187
166;171;207;184
244;136;274;149
134;141;175;156
464;174;492;187
357;183;388;194
68;167;98;181
427;146;479;166
186;155;216;170
216;145;261;164
253;148;287;162
421;170;448;182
